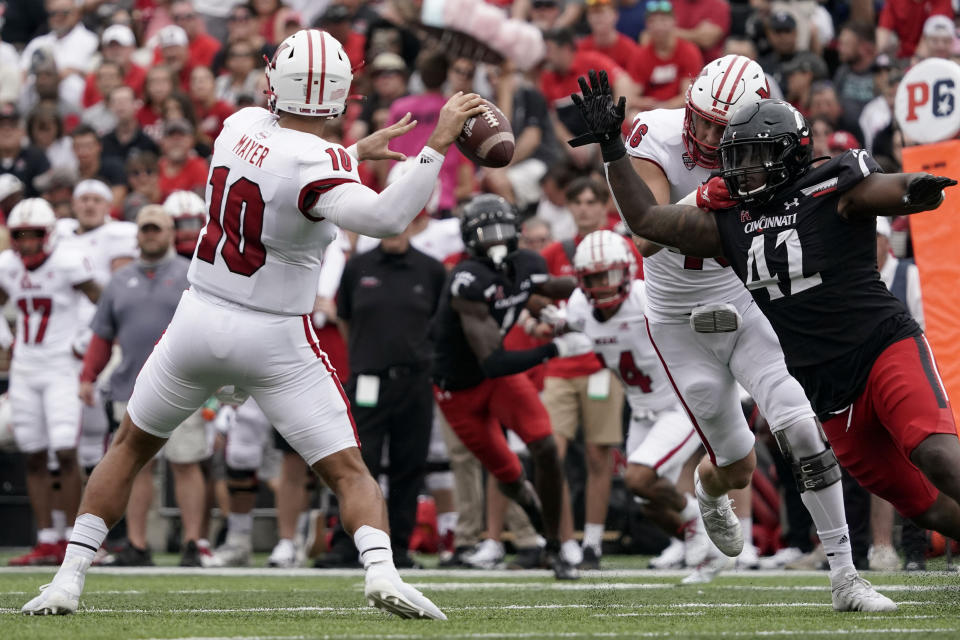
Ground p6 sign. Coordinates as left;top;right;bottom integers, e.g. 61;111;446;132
895;58;960;144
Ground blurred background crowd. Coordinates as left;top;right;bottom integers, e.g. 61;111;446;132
0;0;955;574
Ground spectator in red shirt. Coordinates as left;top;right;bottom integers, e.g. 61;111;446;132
157;118;209;199
155;25;195;92
169;0;222;68
138;65;177;141
578;0;640;70
82;25;147;108
540;28;635;167
666;0;730;63
877;0;953;59
628;0;703;110
189;67;235;151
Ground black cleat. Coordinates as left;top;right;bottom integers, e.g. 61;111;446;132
546;551;580;580
578;546;600;570
102;543;154;567
508;546;544;570
179;540;202;567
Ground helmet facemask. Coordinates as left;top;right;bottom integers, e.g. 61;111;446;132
578;263;631;309
472;222;518;267
721;137;794;204
682;104;727;169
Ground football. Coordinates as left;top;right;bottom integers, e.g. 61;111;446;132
455;99;515;168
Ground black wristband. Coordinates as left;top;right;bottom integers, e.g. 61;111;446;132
599;136;626;163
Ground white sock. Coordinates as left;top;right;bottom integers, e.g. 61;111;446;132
739;517;753;546
561;539;582;564
38;528;59;545
55;514;108;583
227;512;253;536
582;523;604;554
799;481;854;574
354;525;394;569
51;509;66;538
679;494;699;523
296;511;309;538
197;538;210;551
694;468;722;503
437;512;458;537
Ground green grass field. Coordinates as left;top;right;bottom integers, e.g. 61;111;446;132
2;554;959;640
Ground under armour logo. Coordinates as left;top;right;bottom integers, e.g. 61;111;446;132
784;198;799;210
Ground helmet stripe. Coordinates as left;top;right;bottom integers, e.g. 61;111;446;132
711;57;738;109
722;58;751;110
318;30;327;109
306;30;315;105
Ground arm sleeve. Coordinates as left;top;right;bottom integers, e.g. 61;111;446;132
80;333;113;383
310;147;445;238
317;240;346;300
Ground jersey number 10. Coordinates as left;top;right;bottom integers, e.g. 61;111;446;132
745;230;822;300
196;166;267;277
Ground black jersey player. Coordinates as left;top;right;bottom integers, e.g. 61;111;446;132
572;69;958;610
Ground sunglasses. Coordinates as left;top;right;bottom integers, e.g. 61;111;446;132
646;0;673;13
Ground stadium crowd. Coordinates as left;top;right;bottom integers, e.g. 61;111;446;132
0;0;956;581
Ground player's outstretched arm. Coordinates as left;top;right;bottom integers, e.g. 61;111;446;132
839;172;958;219
351;113;417;162
310;93;486;238
570;70;724;259
534;275;577;300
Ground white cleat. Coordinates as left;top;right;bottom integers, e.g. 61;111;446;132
202;542;251;568
462;538;505;570
364;565;447;620
682;513;710;568
831;569;898;612
22;556;89;615
649;537;685;569
867;545;901;571
736;543;760;569
697;492;744;557
681;554;733;585
267;538;301;568
758;546;805;570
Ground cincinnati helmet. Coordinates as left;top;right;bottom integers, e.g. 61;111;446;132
572;230;636;309
266;29;353;117
163;190;206;256
684;55;771;169
7;198;57;269
719;99;813;204
460;194;518;267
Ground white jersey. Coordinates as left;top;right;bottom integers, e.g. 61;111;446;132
55;219;138;286
625;108;751;323
188;107;356;315
0;246;95;369
565;282;676;414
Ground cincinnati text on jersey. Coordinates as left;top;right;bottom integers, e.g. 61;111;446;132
742;212;798;234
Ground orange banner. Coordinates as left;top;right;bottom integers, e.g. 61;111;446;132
903;140;960;429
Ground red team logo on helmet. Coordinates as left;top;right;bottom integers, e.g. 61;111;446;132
683;55;770;169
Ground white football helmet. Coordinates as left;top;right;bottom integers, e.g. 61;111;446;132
573;230;636;309
684;54;770;169
163;190;206;256
8;198;57;269
266;29;353;117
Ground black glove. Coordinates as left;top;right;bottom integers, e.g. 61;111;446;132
903;174;957;209
568;69;627;163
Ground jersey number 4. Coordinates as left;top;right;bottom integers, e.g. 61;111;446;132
17;297;52;344
745;230;821;300
196;166;267;277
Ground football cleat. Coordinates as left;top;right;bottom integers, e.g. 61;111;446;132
21;556;90;615
267;538;301;568
364;564;447;620
736;543;760;569
649;538;685;569
867;545;900;571
758;546;805;570
696;488;744;557
578;546;601;570
681;554;733;585
9;542;62;566
462;538;504;570
546;550;580;581
831;569;897;612
202;542;251;568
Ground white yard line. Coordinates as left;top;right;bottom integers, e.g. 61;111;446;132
135;630;960;640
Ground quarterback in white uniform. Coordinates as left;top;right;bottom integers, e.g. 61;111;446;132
0;199;101;567
56;179;138;471
557;230;709;567
24;28;485;620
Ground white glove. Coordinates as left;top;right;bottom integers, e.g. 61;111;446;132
540;303;567;331
552;332;594;358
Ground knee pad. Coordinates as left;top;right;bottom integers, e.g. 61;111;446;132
225;466;258;493
774;421;841;493
681;379;725;420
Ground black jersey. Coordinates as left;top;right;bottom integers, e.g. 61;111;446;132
431;249;549;391
714;150;922;418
